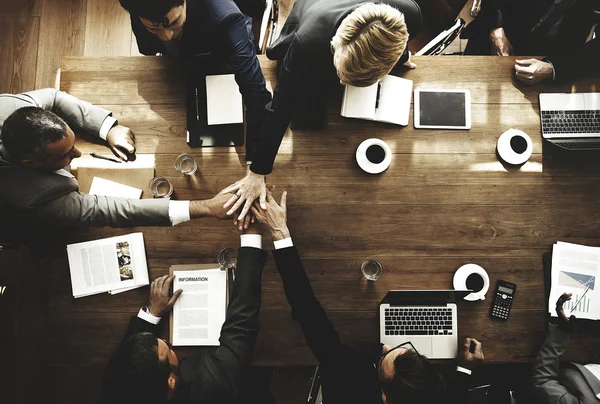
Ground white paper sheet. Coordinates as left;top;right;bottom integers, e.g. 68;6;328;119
172;268;227;346
549;241;599;320
341;83;378;120
206;74;243;125
374;75;413;126
67;233;149;298
89;177;142;199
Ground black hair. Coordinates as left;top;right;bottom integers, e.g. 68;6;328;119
119;0;184;22
102;332;172;404
1;107;68;161
380;349;448;404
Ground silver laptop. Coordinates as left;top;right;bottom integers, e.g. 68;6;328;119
539;93;600;150
379;290;470;359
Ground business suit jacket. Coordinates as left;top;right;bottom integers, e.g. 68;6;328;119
532;323;600;403
110;247;267;404
129;0;272;162
0;89;171;229
248;0;422;175
273;246;470;404
467;0;600;80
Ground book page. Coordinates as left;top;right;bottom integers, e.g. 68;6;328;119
374;75;413;126
89;177;142;199
67;233;149;298
549;241;599;319
340;83;377;120
206;74;243;125
172;268;227;346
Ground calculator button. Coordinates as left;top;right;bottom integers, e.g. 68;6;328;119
502;294;507;299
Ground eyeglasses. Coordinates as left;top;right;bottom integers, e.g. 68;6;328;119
374;341;419;371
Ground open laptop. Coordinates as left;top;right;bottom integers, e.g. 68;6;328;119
539;93;600;150
379;290;471;359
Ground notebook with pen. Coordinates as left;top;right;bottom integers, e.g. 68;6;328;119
185;56;244;147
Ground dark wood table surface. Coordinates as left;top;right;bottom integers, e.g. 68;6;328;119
27;55;597;376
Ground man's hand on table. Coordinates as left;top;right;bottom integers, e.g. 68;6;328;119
251;186;290;241
221;167;267;221
457;337;484;371
555;292;576;333
403;50;417;69
188;190;254;229
148;274;182;317
106;125;136;161
490;27;512;56
515;59;553;85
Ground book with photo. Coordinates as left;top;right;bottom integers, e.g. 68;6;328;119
341;74;413;126
66;232;149;298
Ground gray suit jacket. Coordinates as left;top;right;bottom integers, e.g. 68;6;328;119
532;323;600;404
0;89;170;228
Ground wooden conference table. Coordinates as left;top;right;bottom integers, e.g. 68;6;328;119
49;56;600;371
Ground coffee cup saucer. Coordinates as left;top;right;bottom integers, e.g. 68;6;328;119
356;138;392;174
453;263;490;301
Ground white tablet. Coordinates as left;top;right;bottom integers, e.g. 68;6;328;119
414;89;471;130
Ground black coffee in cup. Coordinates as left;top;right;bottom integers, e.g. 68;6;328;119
510;135;528;154
366;145;386;164
466;273;485;292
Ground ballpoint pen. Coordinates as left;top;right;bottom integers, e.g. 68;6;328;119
90;152;122;163
569;285;591;315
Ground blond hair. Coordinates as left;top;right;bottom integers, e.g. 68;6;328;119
331;3;409;87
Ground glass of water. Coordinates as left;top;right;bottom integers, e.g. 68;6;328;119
361;259;383;281
217;248;238;269
174;153;198;175
149;176;173;198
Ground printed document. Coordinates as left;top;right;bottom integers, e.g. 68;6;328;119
172;267;227;346
67;233;149;298
549;241;600;320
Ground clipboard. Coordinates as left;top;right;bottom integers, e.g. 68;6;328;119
168;264;231;345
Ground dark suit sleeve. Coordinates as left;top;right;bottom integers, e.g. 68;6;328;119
273;246;342;364
124;315;161;338
250;35;307;175
188;247;267;402
531;323;583;404
447;370;472;403
217;12;272;162
130;14;167;55
547;37;600;81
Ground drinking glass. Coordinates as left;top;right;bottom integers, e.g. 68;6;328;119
149;176;173;198
217;248;238;269
174;153;198;175
361;259;383;281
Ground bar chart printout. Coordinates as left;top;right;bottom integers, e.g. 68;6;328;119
550;242;599;320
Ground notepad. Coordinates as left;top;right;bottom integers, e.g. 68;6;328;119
206;74;243;125
341;75;413;126
89;177;142;199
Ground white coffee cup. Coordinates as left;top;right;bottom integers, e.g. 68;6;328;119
453;263;490;301
356;138;392;174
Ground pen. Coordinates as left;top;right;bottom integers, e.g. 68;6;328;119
570;285;590;314
90;152;122;163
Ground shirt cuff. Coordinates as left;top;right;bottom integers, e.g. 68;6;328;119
137;307;161;324
274;237;293;250
99;116;118;141
241;234;262;249
456;366;472;376
548;61;556;80
246;161;252;165
169;200;191;226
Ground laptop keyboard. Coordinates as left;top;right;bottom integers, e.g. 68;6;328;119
384;306;453;336
541;110;600;134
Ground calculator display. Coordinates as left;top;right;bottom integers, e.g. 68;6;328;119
498;286;513;294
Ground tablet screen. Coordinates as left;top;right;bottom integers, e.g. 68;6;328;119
418;91;466;127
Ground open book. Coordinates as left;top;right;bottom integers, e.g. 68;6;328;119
341;75;413;126
549;241;600;320
169;264;229;346
67;233;149;298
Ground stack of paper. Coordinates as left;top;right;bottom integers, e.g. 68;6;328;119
67;233;150;298
549;241;599;320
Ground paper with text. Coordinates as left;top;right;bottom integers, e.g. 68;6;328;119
172;268;227;346
549;241;599;320
67;233;149;298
